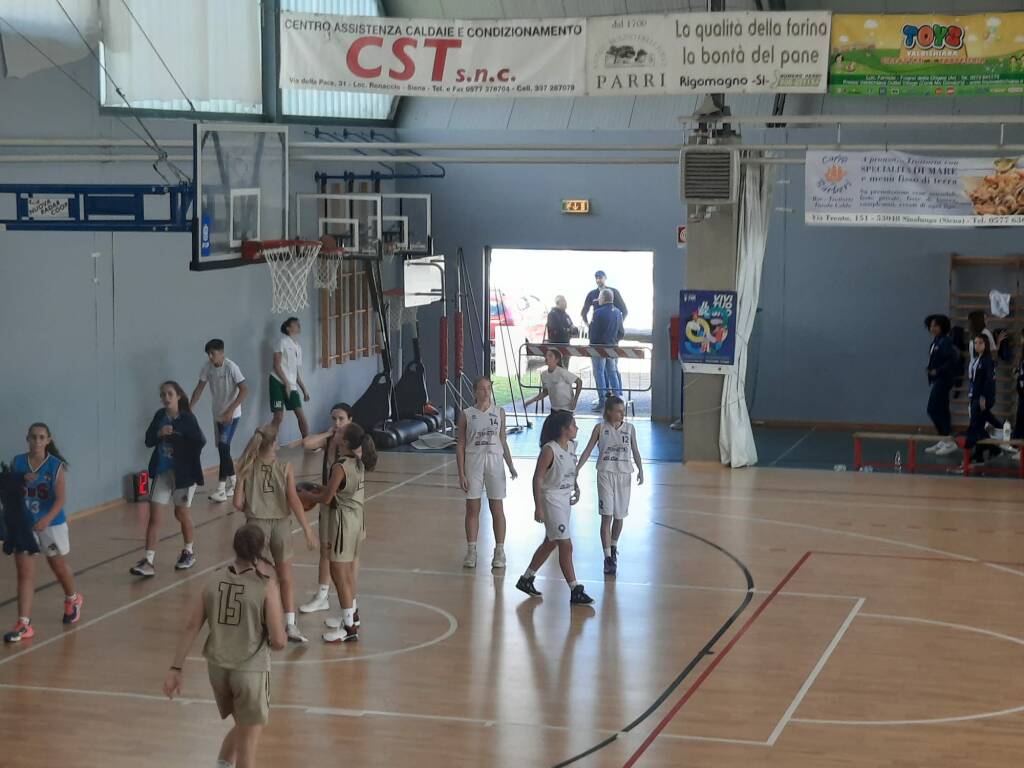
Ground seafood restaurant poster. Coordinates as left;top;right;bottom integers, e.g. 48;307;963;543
805;151;1024;227
679;290;737;373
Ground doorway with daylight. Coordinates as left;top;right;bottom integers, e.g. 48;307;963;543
486;247;659;455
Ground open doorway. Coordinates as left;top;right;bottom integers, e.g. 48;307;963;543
487;247;655;423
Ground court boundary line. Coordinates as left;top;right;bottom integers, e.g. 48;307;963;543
0;681;765;746
0;460;453;669
766;597;865;745
621;552;812;768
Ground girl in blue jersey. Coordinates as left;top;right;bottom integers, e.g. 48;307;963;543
3;423;83;643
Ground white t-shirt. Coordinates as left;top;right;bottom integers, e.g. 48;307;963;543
540;366;579;412
271;336;302;389
464;405;503;455
597;421;636;475
199;358;246;419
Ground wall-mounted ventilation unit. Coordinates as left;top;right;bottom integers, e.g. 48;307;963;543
679;147;739;205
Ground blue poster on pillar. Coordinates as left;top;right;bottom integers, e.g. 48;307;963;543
679;290;737;369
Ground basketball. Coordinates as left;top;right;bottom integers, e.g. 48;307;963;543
295;481;320;511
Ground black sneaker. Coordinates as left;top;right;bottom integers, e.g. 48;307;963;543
175;550;196;570
516;575;542;597
570;585;594;605
129;558;155;577
603;556;616;575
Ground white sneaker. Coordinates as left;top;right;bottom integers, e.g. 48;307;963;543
286;624;309;643
924;442;941;454
463;548;478;569
208;487;228;502
225;476;237;495
491;549;506;569
300;593;330;614
324;616;342;630
935;440;960;456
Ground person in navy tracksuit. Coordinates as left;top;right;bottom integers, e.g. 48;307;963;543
966;335;998;463
924;315;960;456
1014;329;1024;440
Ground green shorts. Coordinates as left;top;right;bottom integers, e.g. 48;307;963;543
269;376;302;412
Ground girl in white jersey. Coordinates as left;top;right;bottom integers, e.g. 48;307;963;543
456;378;518;569
577;396;644;576
516;411;594;606
522;349;582;414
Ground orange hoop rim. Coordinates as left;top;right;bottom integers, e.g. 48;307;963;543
241;239;323;263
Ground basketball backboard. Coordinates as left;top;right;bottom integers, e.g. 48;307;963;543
381;193;432;255
294;192;383;256
403;255;444;307
191;123;288;271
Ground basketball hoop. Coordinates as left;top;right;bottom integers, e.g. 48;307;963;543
242;239;322;313
314;247;343;292
383;288;420;339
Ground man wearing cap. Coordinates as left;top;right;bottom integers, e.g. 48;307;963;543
581;271;628;329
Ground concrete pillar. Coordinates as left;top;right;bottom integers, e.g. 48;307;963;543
681;143;739;462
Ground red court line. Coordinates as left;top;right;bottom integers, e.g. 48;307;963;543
622;552;813;768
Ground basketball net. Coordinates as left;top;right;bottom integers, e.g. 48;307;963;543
258;240;322;314
384;289;420;374
314;248;342;293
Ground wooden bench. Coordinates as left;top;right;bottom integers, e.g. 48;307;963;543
853;432;1024;477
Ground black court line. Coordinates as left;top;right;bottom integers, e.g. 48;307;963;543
551;521;755;768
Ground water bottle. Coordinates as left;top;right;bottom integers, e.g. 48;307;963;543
860;465;874;473
833;464;847;472
200;213;211;257
894;451;902;473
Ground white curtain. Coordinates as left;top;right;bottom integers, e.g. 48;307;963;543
719;160;773;468
99;0;261;111
0;0;99;78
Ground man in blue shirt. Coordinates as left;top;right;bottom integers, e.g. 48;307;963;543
589;289;624;406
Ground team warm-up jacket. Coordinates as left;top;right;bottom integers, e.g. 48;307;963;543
145;409;207;489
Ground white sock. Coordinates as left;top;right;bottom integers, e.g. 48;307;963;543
216;759;234;768
215;480;226;492
18;616;30;625
227;474;236;487
524;568;536;578
353;598;358;611
603;547;611;556
494;543;504;552
569;580;579;589
65;593;77;601
144;550;156;565
467;542;478;551
184;542;195;554
317;583;330;597
611;539;619;548
285;612;295;626
342;607;355;627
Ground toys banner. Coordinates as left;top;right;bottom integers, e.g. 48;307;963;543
830;13;1024;96
806;151;1024;227
679;290;737;373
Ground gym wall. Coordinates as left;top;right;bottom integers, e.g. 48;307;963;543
0;59;380;512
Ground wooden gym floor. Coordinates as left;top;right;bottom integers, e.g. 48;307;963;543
1;450;1023;767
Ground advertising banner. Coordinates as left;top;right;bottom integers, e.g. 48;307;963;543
830;13;1024;96
679;290;737;373
806;151;1024;227
279;13;586;97
587;11;831;95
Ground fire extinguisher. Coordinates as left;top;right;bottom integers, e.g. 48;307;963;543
132;471;150;502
